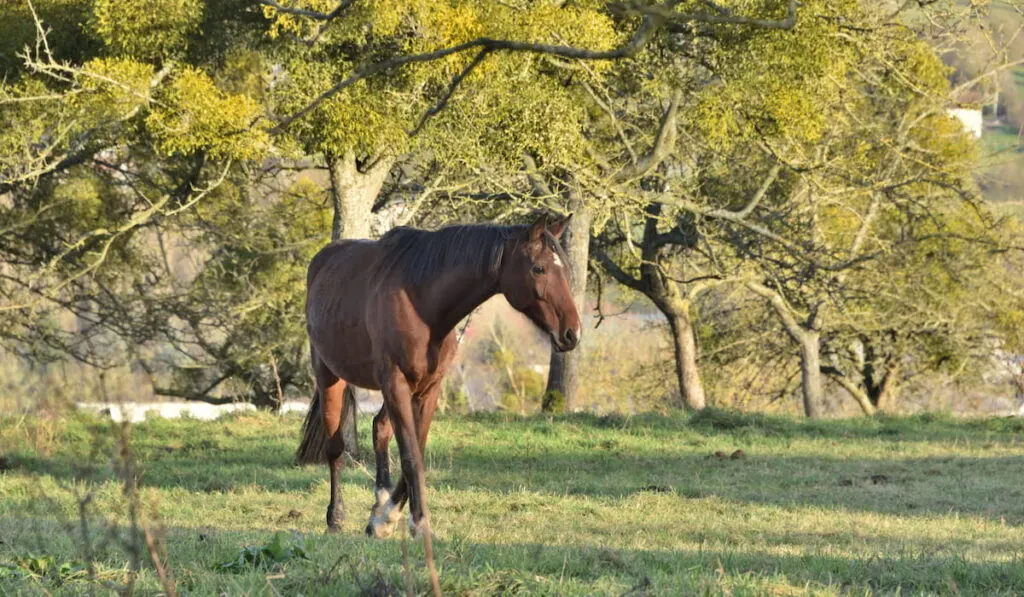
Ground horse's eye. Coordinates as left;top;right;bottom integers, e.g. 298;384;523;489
532;264;546;275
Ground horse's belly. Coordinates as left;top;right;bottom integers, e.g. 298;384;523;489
308;313;380;389
321;351;380;390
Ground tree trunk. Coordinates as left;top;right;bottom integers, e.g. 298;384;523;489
327;151;392;241
872;361;900;412
799;330;824;418
662;298;707;411
745;282;826;418
326;151;394;457
827;371;877;416
543;204;590;413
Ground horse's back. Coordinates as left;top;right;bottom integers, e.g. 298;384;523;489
307;239;370;286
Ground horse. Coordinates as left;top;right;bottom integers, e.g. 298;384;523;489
295;215;581;540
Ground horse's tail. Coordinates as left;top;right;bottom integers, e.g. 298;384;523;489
296;389;328;464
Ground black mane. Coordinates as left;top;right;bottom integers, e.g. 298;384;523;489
377;224;523;287
376;222;571;287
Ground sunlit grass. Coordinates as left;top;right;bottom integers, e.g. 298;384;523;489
2;409;1024;595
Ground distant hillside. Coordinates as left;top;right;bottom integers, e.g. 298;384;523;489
943;2;1024;217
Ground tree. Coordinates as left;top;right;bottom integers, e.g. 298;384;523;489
0;0;625;412
651;1;1024;416
572;0;1024;417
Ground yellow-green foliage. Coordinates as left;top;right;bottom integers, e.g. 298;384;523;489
49;172;107;229
216;48;269;100
689;0;957;154
0;80;55;175
429;64;592;169
147;68;270;160
74;57;154;124
273;60;410;158
90;0;204;60
690;0;859;148
183;175;331;382
0;0;95;77
264;0;617;162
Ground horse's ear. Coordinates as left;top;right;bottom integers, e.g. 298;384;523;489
547;213;572;239
528;214;549;243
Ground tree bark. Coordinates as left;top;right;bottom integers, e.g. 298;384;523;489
824;369;877;416
746;282;825;418
635;202;706;411
662;298;707;411
543;202;590;413
872;361;900;411
799;330;823;418
325;151;394;457
327;151;393;241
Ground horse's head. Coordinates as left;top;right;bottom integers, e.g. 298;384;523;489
500;214;582;352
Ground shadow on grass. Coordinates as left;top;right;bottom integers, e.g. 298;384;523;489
470;408;1024;443
5;409;1024;525
2;516;1023;596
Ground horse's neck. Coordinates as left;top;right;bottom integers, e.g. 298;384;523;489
416;267;499;335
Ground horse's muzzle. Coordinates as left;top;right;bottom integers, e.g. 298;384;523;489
552;327;580;352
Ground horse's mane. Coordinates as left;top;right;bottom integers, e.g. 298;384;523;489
375;224;524;287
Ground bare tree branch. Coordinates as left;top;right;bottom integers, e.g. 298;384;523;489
254;0;354;21
614;90;681;183
745;281;806;342
591;244;644;291
734;163;782;219
522;153;556;198
820;365;877;415
631;0;800;30
410;49;492;137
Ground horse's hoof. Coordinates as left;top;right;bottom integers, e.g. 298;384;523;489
326;524;342;535
369;521;397;539
408;518;433;540
326;505;344;529
366;516;397;539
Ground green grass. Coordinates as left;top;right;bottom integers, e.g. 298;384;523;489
2;409;1024;595
977;122;1024;204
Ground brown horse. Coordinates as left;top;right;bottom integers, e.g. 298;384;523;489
296;215;581;539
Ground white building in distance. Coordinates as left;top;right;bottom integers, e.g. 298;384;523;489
948;107;983;139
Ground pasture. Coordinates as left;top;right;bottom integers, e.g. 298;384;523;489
2;409;1024;595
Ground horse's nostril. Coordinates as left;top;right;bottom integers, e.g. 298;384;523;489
564;328;578;346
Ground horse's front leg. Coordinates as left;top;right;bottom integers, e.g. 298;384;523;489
367;368;434;539
367;380;440;539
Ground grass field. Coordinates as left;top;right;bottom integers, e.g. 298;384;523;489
2;409;1024;596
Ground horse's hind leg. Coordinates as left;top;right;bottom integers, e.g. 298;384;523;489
371;407;394;510
365;407;398;537
366;403;403;538
318;364;349;533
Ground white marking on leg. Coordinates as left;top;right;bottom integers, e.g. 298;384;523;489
369;497;402;538
375;488;391;509
377;498;401;523
408;515;433;541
